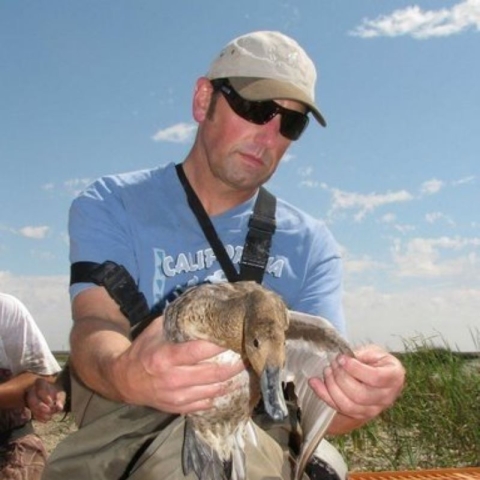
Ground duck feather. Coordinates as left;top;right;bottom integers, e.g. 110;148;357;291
163;281;354;480
284;311;354;480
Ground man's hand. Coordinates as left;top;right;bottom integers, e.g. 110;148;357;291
70;287;245;415
309;344;406;434
114;316;246;414
25;378;66;422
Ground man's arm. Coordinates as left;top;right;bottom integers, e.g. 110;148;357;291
70;286;245;414
0;371;56;409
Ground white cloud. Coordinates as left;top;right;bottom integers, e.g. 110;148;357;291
350;0;480;39
327;187;413;221
64;178;92;197
453;175;476;186
380;213;396;223
391;236;480;278
425;211;455;226
344;285;480;351
152;123;197;143
41;183;55;191
298;166;314;177
378;213;415;234
344;254;386;275
393;223;416;235
282;153;295;163
420;178;445;195
301;176;469;226
300;179;320;188
40;178;92;198
19;226;49;239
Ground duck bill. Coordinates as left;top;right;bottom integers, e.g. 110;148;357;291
260;366;288;421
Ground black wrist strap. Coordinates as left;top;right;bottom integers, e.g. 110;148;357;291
175;163;276;284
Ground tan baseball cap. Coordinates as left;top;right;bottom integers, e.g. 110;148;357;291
206;31;326;127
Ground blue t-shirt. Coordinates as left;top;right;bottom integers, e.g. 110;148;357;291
69;162;346;334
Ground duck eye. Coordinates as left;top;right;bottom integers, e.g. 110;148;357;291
253;339;260;348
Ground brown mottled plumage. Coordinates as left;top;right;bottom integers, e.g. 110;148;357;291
163;281;354;480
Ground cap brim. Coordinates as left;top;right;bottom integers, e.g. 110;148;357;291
228;77;326;127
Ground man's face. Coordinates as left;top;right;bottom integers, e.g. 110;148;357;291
196;79;306;192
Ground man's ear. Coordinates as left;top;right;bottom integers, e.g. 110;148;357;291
192;77;214;122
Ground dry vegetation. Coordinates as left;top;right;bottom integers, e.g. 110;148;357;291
34;416;76;454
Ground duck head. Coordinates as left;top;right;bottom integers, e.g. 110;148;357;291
243;287;289;422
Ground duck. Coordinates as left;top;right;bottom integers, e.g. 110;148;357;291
162;280;354;480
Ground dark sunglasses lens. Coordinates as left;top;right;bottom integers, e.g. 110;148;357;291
230;94;308;140
280;111;309;141
230;95;277;125
218;81;309;141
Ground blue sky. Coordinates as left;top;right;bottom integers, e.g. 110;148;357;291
1;0;479;351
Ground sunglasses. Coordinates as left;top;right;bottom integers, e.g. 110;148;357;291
211;79;309;141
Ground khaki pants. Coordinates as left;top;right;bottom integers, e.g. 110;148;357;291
0;434;47;480
43;376;308;480
42;405;300;480
127;415;294;480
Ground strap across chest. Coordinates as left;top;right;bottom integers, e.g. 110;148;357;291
70;164;277;332
175;163;276;284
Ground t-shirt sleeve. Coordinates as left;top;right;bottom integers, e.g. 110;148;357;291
0;294;60;376
68;177;137;300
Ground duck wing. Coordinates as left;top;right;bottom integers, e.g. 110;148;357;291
283;310;354;480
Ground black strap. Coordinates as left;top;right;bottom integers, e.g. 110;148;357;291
175;164;276;284
69;165;276;331
175;164;240;282
70;261;150;327
240;188;276;283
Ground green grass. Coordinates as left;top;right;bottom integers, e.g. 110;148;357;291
330;332;480;471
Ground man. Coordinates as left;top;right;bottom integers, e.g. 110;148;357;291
0;293;60;480
46;31;405;479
